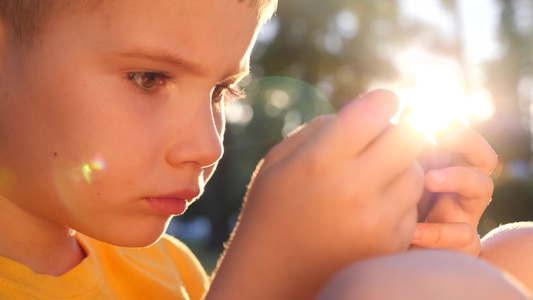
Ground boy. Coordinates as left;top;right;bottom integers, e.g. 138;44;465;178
0;0;524;299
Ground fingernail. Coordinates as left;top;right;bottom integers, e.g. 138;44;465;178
429;170;446;185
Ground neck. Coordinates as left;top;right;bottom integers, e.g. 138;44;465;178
0;197;86;276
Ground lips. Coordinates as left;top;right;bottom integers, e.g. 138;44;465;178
145;190;200;216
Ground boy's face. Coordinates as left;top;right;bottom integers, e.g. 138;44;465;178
0;0;260;246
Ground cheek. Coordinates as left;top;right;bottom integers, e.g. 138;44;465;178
32;103;157;213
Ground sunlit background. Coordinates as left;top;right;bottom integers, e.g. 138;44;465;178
167;0;533;273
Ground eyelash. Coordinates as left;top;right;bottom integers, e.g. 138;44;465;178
126;71;172;95
211;83;246;106
125;71;246;105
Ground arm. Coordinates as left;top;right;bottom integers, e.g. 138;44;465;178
480;222;533;295
411;123;497;255
206;90;427;299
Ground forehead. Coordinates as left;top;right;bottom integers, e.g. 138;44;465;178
63;0;261;75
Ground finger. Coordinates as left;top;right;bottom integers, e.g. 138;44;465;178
382;162;425;216
417;191;437;222
265;114;334;165
356;119;427;189
286;116;332;139
417;143;455;171
336;89;400;155
424;193;481;231
426;167;494;202
411;222;481;256
434;123;498;175
425;167;493;215
272;90;398;169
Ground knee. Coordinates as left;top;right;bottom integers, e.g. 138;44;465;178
317;250;531;300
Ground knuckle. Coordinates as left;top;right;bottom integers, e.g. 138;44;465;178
481;176;495;199
456;224;479;249
422;224;443;246
486;151;499;174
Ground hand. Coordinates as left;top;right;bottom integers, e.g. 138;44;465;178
411;123;497;256
208;90;427;299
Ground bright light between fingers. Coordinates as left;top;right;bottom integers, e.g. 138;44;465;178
391;62;493;142
466;90;494;119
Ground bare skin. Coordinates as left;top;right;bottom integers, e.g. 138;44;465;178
319;250;531;300
0;0;501;298
0;0;259;275
481;222;533;296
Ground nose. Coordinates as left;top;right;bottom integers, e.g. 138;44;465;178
165;101;225;169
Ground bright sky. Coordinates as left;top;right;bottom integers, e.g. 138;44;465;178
458;0;501;63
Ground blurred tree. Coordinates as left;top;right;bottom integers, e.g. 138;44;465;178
479;0;532;162
257;0;419;108
476;0;533;233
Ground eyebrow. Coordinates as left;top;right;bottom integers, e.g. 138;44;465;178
115;48;250;83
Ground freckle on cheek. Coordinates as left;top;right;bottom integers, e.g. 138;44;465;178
53;152;58;157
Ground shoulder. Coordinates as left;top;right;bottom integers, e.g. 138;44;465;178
481;222;533;294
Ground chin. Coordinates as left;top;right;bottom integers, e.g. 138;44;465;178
112;232;165;248
80;218;172;248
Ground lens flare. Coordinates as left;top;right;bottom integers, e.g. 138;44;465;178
391;63;493;142
81;153;107;184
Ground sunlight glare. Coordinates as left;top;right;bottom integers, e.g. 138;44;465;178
392;63;493;142
466;90;494;119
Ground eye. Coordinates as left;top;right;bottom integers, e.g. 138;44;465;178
126;72;171;94
211;83;245;105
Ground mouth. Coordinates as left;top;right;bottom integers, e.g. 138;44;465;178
145;190;200;216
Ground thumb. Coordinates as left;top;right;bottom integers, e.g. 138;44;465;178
336;89;400;155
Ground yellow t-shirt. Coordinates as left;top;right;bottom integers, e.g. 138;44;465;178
0;234;209;299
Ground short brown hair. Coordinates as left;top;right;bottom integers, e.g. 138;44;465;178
0;0;277;46
0;1;104;46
